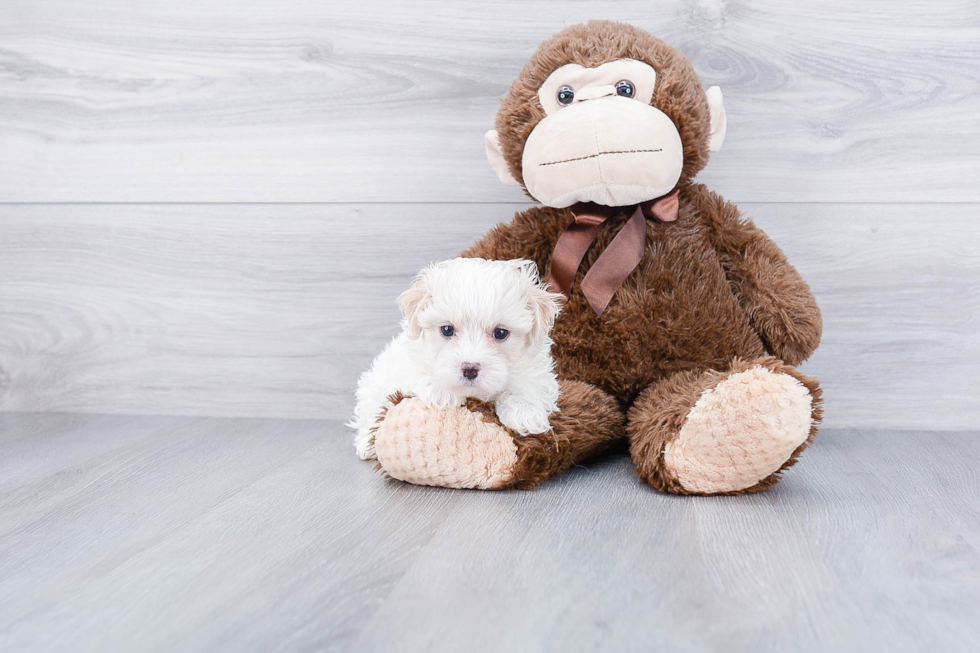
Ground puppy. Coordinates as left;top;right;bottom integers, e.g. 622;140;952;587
351;257;564;460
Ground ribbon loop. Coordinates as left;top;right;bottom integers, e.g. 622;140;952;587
546;189;679;316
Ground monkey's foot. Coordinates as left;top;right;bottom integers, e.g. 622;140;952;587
371;380;625;490
373;397;519;490
629;357;822;494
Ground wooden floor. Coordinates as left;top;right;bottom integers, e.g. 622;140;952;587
0;413;977;652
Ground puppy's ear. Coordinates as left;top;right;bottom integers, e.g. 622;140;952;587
397;272;432;339
514;260;564;348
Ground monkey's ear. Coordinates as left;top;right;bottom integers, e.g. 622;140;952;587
397;276;431;339
705;86;727;152
485;130;522;187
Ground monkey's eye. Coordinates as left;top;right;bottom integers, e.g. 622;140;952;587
440;325;455;338
492;328;510;341
556;85;575;106
615;80;635;98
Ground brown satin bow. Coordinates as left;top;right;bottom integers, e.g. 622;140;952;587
547;189;679;316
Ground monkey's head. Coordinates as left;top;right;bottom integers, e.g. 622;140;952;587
486;21;726;208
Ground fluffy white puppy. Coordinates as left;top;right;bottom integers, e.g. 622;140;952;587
351;257;564;460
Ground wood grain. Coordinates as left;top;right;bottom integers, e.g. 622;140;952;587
1;201;977;429
1;0;978;202
0;414;977;651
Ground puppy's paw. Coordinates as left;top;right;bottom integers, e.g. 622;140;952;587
415;383;460;410
496;395;554;436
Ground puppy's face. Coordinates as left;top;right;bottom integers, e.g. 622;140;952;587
398;258;563;400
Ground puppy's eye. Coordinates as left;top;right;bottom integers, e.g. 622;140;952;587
557;85;575;106
615;80;635;98
492;328;510;341
440;325;455;338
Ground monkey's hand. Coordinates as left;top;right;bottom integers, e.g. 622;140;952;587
695;185;823;366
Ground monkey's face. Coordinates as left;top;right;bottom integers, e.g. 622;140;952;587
485;23;727;209
521;59;683;208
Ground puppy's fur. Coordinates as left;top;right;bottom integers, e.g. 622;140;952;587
351;257;564;460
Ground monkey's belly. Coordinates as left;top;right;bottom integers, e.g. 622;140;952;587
550;256;765;405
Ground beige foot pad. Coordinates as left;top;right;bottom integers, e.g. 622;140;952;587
664;366;813;494
374;397;519;490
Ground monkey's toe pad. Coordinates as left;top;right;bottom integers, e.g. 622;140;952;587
374;397;518;490
664;365;814;494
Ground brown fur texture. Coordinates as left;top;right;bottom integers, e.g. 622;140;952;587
510;380;626;489
462;184;821;403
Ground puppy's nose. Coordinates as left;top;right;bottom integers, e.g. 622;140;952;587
461;363;481;381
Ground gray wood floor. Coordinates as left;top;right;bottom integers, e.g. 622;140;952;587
1;413;977;652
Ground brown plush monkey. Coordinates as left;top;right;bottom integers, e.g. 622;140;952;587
367;21;823;495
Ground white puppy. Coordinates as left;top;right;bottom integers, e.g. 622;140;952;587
351;257;564;460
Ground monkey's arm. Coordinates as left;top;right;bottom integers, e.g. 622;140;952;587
692;185;822;366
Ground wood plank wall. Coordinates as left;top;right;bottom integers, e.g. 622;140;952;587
1;1;978;429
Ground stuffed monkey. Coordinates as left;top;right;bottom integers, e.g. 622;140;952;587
365;20;822;495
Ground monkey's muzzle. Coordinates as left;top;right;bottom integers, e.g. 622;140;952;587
522;96;684;208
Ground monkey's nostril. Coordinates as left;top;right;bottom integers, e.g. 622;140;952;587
461;363;480;381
